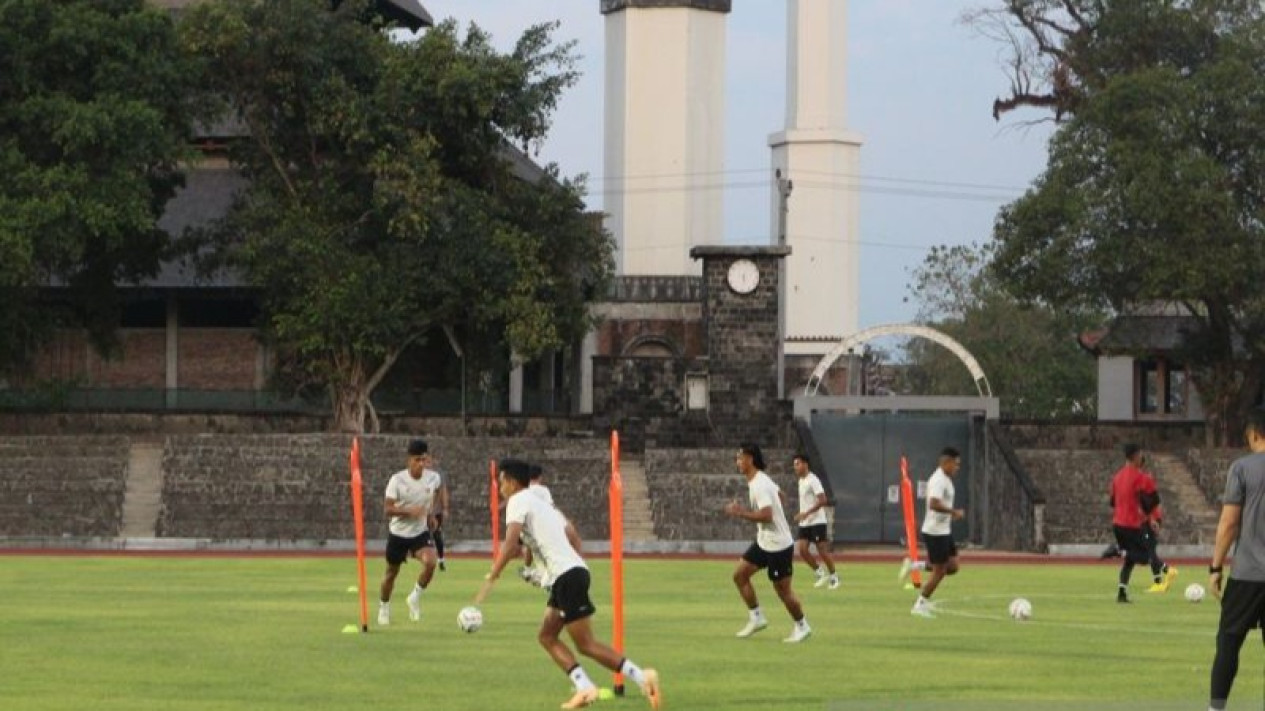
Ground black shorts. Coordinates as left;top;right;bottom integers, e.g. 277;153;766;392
1113;525;1149;564
1218;579;1265;635
797;524;829;543
922;533;958;565
742;543;795;581
385;531;433;566
548;567;596;623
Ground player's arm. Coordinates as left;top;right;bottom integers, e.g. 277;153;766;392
475;521;524;605
724;500;772;523
384;496;425;519
1210;503;1242;599
564;519;582;552
438;479;450;516
928;496;964;520
796;492;828;523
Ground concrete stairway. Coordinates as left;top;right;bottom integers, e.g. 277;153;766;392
120;440;165;538
1148;453;1220;546
619;460;657;542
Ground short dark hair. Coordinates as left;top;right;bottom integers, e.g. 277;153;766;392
739;442;766;470
529;464;544;481
498;458;532;487
1246;409;1265;438
1123;443;1142;460
792;452;810;466
940;446;960;460
407;439;428;456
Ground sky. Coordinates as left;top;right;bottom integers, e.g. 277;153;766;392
434;1;1054;328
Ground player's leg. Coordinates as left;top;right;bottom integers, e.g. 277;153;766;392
769;547;811;642
379;535;407;625
405;537;437;621
733;546;769;637
565;616;662;709
912;535;949;616
813;534;839;589
539;607;598;709
1114;526;1143;602
796;536;821;577
1208;580;1262;710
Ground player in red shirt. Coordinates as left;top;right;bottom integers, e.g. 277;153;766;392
1109;443;1168;603
1139;467;1178;593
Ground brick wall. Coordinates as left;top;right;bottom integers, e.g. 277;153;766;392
178;329;258;390
88;330;165;388
597;319;706;358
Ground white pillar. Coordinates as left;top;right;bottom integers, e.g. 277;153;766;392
769;0;862;356
603;0;730;276
165;294;178;408
509;358;523;414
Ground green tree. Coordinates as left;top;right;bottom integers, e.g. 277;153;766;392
0;0;193;369
974;0;1265;442
181;0;613;432
902;243;1100;419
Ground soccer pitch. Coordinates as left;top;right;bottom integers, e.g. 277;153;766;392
1;555;1257;710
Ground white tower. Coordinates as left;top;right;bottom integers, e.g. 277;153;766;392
769;0;862;355
602;0;730;276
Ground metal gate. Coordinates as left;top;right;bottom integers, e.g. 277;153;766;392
811;412;974;544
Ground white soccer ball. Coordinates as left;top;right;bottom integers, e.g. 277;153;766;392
457;606;483;633
1185;583;1206;603
1008;598;1033;621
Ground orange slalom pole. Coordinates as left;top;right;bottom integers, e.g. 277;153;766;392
350;437;369;632
899;456;922;588
609;430;625;696
490;459;500;560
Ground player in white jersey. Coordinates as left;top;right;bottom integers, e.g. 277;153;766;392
899;447;965;618
379;439;442;625
724;443;812;643
520;463;574;590
792;453;839;590
474;459;662;710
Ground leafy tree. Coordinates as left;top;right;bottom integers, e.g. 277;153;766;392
901;243;1101;419
0;0;193;369
181;0;613;432
973;0;1265;442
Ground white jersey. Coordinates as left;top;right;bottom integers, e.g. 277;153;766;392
797;472;827;527
529;482;554;506
384;468;442;538
748;471;794;552
921;468;955;536
506;489;586;581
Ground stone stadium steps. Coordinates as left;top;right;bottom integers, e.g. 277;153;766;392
618;459;656;542
1147;452;1219;546
120;440;165;538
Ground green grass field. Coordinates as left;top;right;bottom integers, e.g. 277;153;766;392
1;555;1257;710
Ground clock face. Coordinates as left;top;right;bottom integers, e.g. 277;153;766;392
727;259;760;295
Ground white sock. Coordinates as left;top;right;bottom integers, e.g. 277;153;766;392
568;665;595;692
796;617;810;630
411;583;424;596
749;606;764;621
619;658;646;686
815;566;826;576
379;600;389;610
912;561;928;572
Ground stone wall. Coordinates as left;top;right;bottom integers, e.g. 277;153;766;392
981;424;1045;551
644;448;795;541
0;436;130;537
155;434;614;542
1002;421;1206;450
1184;449;1241;506
0;412;587;437
592;356;714;451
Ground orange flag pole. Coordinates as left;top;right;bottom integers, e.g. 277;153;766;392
490;459;500;560
350;437;370;631
609;430;625;696
900;455;922;588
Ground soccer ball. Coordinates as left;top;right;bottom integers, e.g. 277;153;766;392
1185;583;1206;603
457;606;483;633
1008;598;1033;621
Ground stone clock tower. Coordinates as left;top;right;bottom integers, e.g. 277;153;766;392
690;245;791;444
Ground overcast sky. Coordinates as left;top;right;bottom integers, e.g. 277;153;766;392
435;1;1054;328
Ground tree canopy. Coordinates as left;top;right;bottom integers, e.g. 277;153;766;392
0;0;193;368
977;0;1265;441
902;243;1100;419
181;0;613;432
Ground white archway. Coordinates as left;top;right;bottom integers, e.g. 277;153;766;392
803;323;993;398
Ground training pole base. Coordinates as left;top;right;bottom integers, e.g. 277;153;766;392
614;684;625;697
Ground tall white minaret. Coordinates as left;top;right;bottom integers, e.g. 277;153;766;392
602;0;730;276
769;0;862;354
